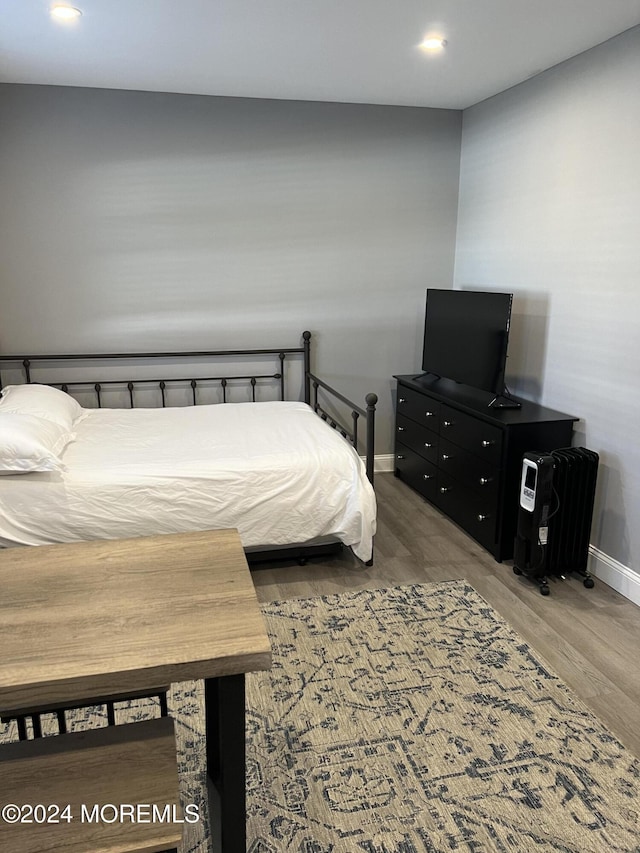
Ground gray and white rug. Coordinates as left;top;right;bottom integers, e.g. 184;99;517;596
2;580;638;852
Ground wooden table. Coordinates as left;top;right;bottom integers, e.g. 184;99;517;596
0;529;272;853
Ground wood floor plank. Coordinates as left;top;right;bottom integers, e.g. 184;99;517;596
252;473;640;756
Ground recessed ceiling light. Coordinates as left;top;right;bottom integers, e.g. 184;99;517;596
420;37;447;51
50;5;82;20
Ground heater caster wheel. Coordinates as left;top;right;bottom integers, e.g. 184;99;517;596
540;584;550;596
513;566;522;576
298;557;308;566
583;576;595;589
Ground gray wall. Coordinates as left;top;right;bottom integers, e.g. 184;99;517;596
454;27;640;580
3;42;637;589
0;84;462;451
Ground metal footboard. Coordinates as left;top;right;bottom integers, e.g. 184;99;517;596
307;371;377;485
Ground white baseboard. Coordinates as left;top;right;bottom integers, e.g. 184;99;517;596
373;453;395;473
588;546;640;607
360;454;395;473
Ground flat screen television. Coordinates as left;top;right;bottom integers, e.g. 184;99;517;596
421;288;518;407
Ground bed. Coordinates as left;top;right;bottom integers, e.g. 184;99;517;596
0;331;377;564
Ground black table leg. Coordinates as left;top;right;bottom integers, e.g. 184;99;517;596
204;674;246;853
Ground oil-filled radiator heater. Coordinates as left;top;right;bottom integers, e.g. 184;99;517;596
513;447;599;596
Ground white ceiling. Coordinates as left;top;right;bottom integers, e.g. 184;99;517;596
2;1;640;110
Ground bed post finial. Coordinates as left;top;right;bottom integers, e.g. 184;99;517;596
303;331;311;405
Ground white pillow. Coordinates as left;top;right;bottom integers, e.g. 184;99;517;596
0;383;85;430
0;413;74;474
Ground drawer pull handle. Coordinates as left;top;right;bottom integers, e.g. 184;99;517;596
481;439;495;448
477;513;489;522
425;411;434;418
423;474;432;481
396;454;405;460
397;426;405;432
443;420;453;428
399;397;406;404
424;442;433;448
440;486;449;494
441;454;451;461
479;477;491;485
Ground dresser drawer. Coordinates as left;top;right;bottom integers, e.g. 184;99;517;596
435;470;498;551
438;437;500;503
395;414;438;464
396;386;440;429
439;404;503;465
394;443;438;502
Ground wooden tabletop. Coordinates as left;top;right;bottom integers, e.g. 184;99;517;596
0;529;272;714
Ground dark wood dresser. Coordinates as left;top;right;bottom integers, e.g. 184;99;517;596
393;374;578;561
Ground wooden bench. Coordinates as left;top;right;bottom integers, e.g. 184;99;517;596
0;717;183;853
1;687;169;740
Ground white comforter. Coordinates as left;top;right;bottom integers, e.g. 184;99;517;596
0;401;376;560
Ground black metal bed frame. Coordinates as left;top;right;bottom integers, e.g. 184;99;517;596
0;330;377;562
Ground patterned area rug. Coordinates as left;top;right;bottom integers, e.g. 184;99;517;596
1;580;638;852
246;581;639;853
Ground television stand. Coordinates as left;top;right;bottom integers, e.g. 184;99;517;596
488;393;521;410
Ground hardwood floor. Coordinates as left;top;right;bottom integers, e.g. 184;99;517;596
251;472;640;757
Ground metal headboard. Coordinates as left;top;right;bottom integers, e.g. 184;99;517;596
0;335;311;406
0;331;377;483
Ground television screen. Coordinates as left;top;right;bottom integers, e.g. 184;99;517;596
421;289;513;395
